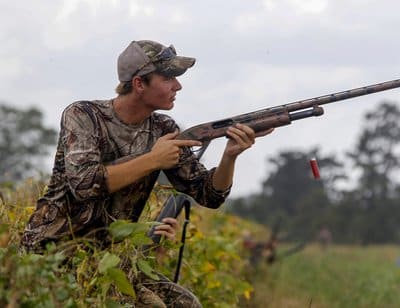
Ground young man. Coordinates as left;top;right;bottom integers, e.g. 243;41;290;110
21;40;273;306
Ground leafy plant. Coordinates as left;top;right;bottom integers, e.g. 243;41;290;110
0;181;257;307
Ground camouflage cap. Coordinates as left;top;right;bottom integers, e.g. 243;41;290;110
117;40;196;82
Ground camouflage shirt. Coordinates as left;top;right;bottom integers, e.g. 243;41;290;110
21;100;229;251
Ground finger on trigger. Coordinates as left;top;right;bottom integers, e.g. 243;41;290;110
175;139;202;147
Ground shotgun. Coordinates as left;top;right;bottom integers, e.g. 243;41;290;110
177;79;400;153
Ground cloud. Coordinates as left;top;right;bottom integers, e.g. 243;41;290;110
263;0;329;13
128;1;155;17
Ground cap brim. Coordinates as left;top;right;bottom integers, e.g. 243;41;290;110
156;56;196;77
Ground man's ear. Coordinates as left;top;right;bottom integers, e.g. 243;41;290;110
132;76;145;93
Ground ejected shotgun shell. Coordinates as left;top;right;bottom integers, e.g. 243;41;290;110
309;158;320;179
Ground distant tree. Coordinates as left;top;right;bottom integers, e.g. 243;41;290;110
261;149;345;240
344;101;400;243
0;103;57;184
228;148;345;241
347;101;400;204
261;149;345;213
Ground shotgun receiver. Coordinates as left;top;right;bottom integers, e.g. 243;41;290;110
177;79;400;151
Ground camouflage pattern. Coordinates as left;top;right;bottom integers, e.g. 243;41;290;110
118;40;195;81
107;268;201;307
134;273;202;308
21;99;229;252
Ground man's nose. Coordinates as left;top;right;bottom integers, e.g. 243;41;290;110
174;78;182;91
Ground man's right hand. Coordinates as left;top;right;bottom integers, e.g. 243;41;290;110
150;131;202;169
106;131;201;193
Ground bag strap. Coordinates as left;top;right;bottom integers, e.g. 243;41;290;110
173;199;191;283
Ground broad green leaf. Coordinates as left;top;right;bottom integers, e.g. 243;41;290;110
109;220;137;241
131;222;154;235
131;233;153;246
107;268;136;298
137;259;159;280
109;220;152;241
98;252;120;274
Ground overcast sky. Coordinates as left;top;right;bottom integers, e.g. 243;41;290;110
1;0;400;197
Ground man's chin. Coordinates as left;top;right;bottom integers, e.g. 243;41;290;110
165;102;174;110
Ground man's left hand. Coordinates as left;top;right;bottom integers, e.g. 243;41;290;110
153;217;178;240
224;123;273;157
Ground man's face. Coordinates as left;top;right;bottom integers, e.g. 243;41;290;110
141;74;182;111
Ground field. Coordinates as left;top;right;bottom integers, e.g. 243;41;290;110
247;244;400;308
1;181;400;307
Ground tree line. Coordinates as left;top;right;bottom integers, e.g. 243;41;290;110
227;101;400;244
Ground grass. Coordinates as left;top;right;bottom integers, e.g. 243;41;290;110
247;244;400;307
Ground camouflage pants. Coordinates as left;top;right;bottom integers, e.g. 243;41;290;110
134;273;202;308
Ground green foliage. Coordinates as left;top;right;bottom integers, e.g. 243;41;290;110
155;209;254;307
108;219;154;243
0;182;256;307
0;244;78;307
247;244;400;308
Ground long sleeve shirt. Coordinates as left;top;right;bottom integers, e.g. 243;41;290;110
22;99;230;251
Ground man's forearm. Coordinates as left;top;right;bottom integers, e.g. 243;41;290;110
212;154;236;191
106;152;158;193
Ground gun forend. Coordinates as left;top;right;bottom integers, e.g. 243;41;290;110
177;108;292;142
